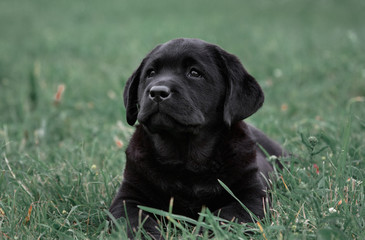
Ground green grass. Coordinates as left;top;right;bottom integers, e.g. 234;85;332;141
1;0;364;239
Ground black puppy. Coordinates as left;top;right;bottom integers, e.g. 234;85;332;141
109;38;285;239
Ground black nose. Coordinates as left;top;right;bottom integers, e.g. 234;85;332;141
149;86;171;102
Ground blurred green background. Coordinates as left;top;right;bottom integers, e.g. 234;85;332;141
0;0;364;239
1;0;364;144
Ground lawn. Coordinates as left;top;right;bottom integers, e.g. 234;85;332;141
0;0;364;239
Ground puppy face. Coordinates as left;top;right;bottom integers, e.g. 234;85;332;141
124;38;264;133
137;39;226;133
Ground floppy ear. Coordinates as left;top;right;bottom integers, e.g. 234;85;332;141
124;45;163;126
123;62;144;126
218;48;264;126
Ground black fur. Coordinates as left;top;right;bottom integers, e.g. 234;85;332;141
110;38;286;239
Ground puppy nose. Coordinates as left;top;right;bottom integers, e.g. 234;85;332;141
149;86;171;102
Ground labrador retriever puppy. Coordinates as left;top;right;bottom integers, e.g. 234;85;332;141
109;38;286;239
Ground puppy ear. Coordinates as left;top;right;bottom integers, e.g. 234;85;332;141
123;62;144;126
218;48;264;126
124;45;163;126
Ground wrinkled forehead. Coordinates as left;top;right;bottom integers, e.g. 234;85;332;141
145;39;217;68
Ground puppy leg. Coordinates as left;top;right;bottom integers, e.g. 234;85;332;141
213;198;265;225
109;199;162;239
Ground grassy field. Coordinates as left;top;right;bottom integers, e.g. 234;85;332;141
1;0;364;239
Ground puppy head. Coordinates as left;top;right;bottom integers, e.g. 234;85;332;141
124;38;264;133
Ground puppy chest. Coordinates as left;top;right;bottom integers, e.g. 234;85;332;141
162;178;224;202
166;182;232;217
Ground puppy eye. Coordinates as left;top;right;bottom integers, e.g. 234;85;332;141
188;68;203;78
146;69;156;78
